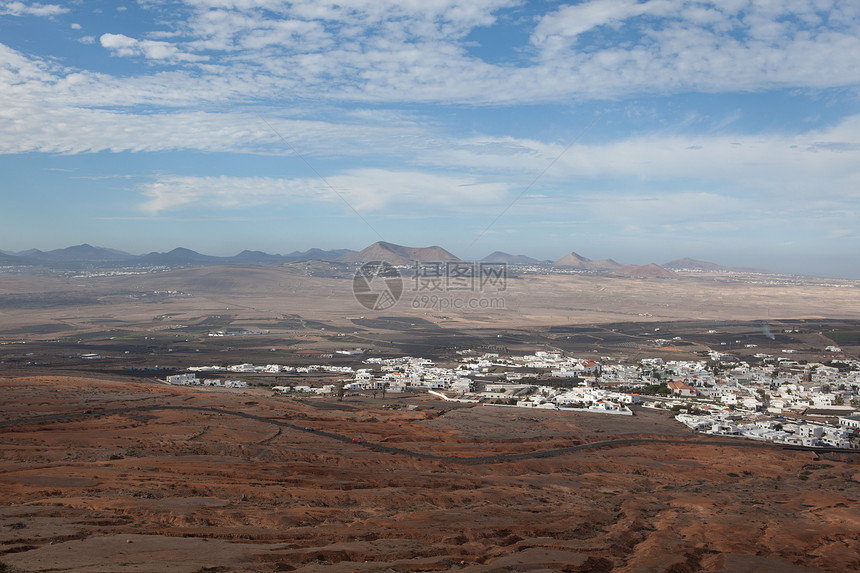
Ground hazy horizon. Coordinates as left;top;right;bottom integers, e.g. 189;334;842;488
5;239;860;279
2;1;860;278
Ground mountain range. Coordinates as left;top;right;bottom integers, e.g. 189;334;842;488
0;242;768;277
0;244;352;269
545;252;678;278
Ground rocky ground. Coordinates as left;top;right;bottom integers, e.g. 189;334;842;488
1;376;858;572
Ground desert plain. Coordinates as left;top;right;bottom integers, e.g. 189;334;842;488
1;263;859;572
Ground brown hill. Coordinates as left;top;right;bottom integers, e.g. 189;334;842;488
662;257;725;272
664;257;772;274
554;252;591;267
554;252;622;272
338;241;460;265
481;251;547;265
589;258;623;271
617;263;677;279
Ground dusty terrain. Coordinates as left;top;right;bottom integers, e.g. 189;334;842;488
1;264;858;374
1;376;858;572
1;265;859;339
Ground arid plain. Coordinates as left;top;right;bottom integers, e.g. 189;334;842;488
1;264;859;572
2;264;860;335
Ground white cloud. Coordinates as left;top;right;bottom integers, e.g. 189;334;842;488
532;0;649;50
139;170;511;214
415;115;860;221
99;33;138;54
525;0;860;99
100;33;207;63
1;0;857;111
0;1;67;17
3;25;859;215
119;112;860;240
139;175;312;213
0;101;424;157
182;0;512;36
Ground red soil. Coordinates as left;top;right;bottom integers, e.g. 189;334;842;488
0;376;858;572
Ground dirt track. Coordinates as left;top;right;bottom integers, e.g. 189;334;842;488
4;403;851;465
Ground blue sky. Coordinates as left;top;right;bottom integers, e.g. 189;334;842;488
2;0;860;277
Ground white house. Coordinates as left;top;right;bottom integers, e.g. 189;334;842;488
228;363;256;373
167;373;199;385
797;425;824;439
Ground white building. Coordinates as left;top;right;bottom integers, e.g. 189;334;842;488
167;373;199;385
228;363;256;373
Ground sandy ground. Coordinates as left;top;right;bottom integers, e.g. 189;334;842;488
1;376;858;572
1;266;859;339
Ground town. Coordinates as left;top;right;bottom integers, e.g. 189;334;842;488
166;347;860;449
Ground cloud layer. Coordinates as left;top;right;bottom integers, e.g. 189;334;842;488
4;0;860;111
139;170;512;214
1;0;860;273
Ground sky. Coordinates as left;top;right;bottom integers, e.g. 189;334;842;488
1;0;860;277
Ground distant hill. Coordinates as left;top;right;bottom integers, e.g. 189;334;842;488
138;247;352;266
136;247;223;266
616;263;677;279
481;251;546;265
589;258;623;271
554;252;622;272
554;252;590;267
663;258;725;272
0;244;136;268
51;244;131;259
223;250;289;265
283;248;353;262
224;248;352;264
338;241;460;265
0;244;355;269
26;244;133;264
663;257;772;274
0;251;23;265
